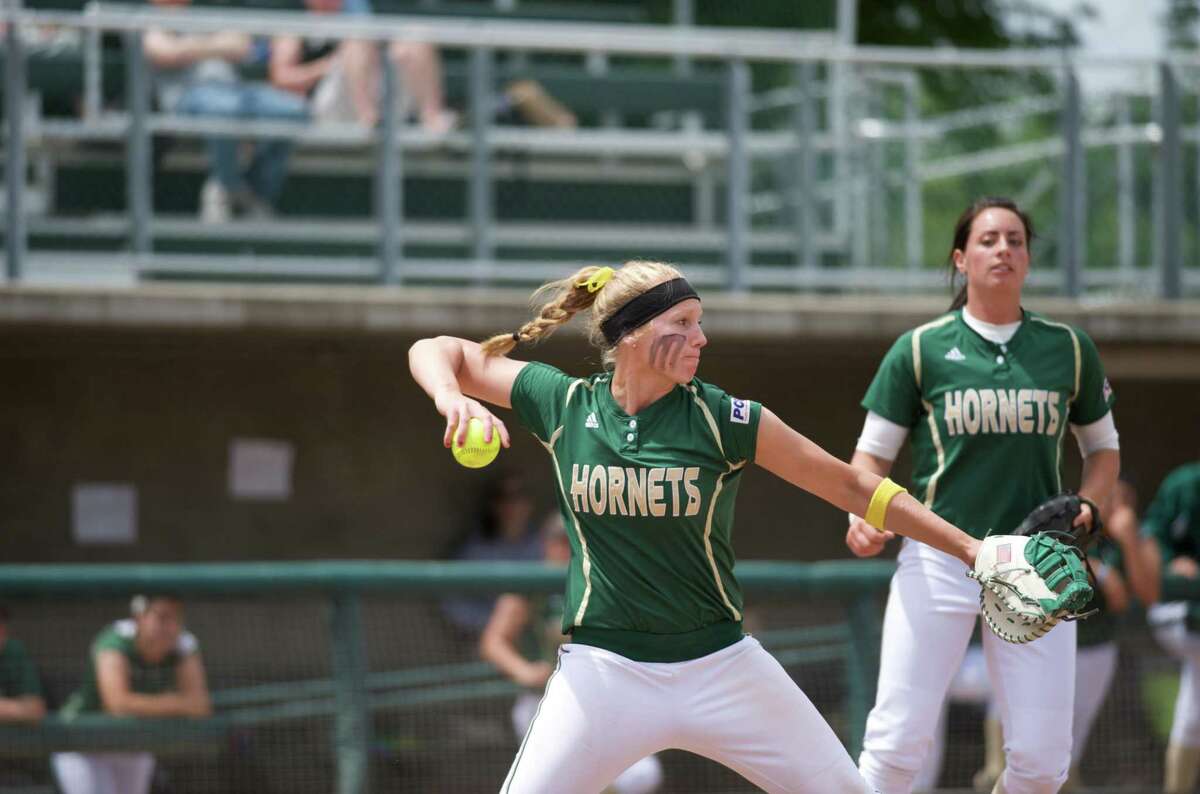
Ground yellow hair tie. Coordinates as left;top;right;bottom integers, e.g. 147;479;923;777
865;477;907;532
576;266;615;293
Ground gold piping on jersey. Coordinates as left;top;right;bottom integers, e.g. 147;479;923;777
1028;316;1081;402
911;314;955;507
689;385;743;622
1028;316;1082;494
539;378;596;627
921;399;948;508
689;385;726;459
911;313;956;390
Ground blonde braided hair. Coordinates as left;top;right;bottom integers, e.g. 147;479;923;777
480;261;682;363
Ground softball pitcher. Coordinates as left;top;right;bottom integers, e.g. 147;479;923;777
409;259;984;794
1145;461;1200;793
846;197;1120;794
480;513;664;794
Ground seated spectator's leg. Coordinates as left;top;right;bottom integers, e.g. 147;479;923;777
310;60;358;124
388;40;454;133
240;84;309;207
174;81;247;196
337;39;383;127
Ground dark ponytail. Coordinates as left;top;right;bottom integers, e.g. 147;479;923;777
947;197;1035;310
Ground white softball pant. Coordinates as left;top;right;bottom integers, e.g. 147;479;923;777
52;752;155;794
858;539;1076;794
1072;642;1118;763
500;635;875;794
512;691;664;794
1152;604;1200;747
913;645;991;791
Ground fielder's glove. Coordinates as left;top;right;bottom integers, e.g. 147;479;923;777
1012;492;1103;551
968;533;1094;644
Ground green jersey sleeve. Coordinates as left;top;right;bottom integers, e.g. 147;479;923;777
510;362;576;444
693;380;761;464
862;332;922;427
1070;328;1115;425
1141;467;1192;555
0;640;42;697
91;626;129;657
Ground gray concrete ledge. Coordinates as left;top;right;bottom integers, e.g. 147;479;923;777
1;283;1197;344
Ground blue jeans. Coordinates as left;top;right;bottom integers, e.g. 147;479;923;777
174;80;309;205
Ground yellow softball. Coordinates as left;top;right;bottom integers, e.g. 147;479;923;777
451;417;501;469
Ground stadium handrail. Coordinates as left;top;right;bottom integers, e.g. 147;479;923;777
0;558;894;595
9;3;1198;70
0;559;893;792
8;6;1189;297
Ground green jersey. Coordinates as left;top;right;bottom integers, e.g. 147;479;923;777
863;309;1114;540
510;363;761;663
1142;463;1200;627
61;619;199;717
0;638;42;699
1142;463;1200;563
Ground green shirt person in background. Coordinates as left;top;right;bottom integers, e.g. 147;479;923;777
53;594;212;794
0;605;46;723
1144;462;1200;794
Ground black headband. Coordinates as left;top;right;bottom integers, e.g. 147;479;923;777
600;277;700;346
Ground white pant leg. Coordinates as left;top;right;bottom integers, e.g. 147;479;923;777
912;645;990;791
511;692;542;739
54;753;108;794
675;637;873;794
984;619;1075;794
500;645;673;794
610;755;664;794
859;542;979;794
53;752;154;794
910;705;947;793
108;752;155;794
1071;642;1118;762
1153;620;1200;747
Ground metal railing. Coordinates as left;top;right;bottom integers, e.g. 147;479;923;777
0;558;893;794
2;3;1199;297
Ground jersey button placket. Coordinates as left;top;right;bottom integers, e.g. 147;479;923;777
623;419;638;451
993;344;1011;378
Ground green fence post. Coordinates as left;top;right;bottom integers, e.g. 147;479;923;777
845;592;881;760
331;593;370;794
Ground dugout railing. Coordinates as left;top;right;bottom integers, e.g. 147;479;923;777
3;4;1200;298
0;559;893;794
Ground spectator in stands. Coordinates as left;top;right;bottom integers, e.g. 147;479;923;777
441;473;543;634
53;594;211;794
0;605;46;723
144;0;309;223
270;0;457;135
480;512;664;793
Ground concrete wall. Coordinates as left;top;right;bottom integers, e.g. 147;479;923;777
1;325;1197;564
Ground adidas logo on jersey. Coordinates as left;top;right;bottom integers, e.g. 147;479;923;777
585;412;600;429
944;346;966;362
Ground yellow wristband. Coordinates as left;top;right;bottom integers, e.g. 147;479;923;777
865;477;907;531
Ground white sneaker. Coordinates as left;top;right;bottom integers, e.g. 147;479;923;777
199;178;232;224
